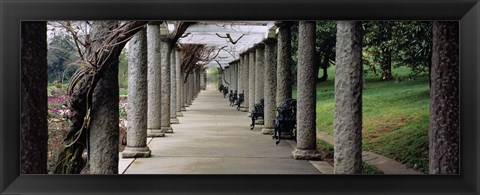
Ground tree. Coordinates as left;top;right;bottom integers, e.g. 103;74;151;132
53;21;147;174
429;21;459;174
314;21;336;82
394;21;432;78
362;21;395;80
362;21;432;81
21;21;48;174
47;34;78;83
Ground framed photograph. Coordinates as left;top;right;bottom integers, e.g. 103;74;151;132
1;0;479;194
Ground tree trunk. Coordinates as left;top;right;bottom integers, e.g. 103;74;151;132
380;23;393;81
53;21;147;174
429;21;459;174
88;21;120;174
380;47;393;81
21;21;48;174
334;21;363;174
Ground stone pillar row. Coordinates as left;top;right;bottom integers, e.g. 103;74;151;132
124;23;190;158
225;21;325;163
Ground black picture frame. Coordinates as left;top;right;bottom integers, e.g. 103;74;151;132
1;0;479;194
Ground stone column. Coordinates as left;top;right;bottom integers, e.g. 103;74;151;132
334;21;363;174
123;28;151;158
176;48;184;116
183;71;188;109
235;62;239;92
276;21;293;107
238;57;244;107
254;43;265;124
225;66;229;90
232;63;236;92
193;70;198;98
254;43;265;103
185;73;191;106
241;53;249;112
146;24;164;137
248;47;256;115
262;38;277;134
170;47;179;124
292;21;321;160
218;67;223;88
189;71;194;105
200;70;206;90
160;37;173;133
198;71;201;94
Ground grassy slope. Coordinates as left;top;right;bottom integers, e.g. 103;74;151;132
294;66;430;173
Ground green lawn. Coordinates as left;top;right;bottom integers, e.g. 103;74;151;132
295;65;430;173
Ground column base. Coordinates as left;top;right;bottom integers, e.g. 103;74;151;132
161;126;174;133
122;146;151;158
255;119;264;125
177;112;183;117
147;129;165;137
292;148;323;160
247;112;251;117
170;118;179;124
241;108;249;112
181;107;187;111
261;127;274;135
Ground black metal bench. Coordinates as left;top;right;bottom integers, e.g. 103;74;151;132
250;98;264;130
235;91;244;111
218;84;224;93
229;90;237;106
222;86;229;98
273;99;297;145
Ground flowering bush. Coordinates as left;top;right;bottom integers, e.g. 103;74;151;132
47;96;69;122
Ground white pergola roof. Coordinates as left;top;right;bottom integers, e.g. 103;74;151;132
177;21;277;67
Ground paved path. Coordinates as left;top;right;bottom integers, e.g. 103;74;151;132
122;90;321;174
317;131;421;174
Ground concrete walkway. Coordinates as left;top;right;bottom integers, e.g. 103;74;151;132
122;90;321;174
317;131;421;174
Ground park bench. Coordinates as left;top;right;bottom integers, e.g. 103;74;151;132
250;98;264;130
273;98;297;145
229;90;238;106
218;84;224;93
223;86;229;98
235;91;244;111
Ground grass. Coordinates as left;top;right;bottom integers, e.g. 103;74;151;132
295;65;429;173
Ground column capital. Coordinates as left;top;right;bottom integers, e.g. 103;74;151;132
247;47;256;53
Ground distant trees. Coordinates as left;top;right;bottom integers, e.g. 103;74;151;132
291;21;433;82
362;21;432;80
47;34;78;83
